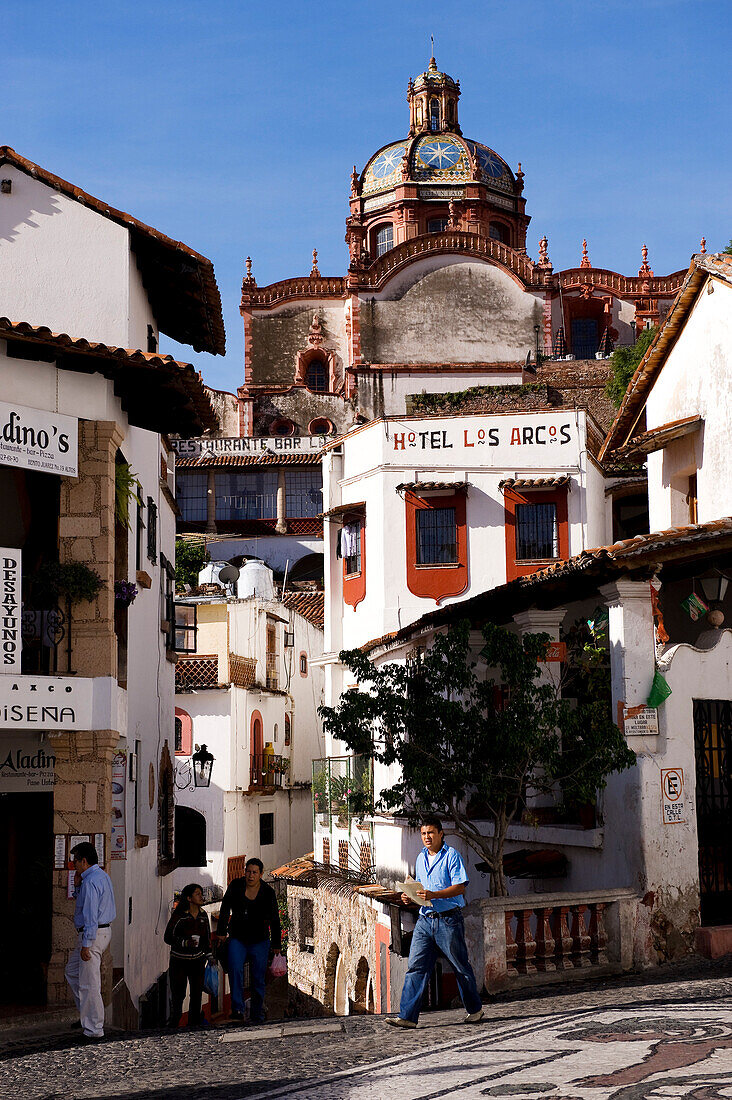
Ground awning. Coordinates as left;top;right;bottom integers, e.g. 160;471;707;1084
616;415;703;461
395;481;468;495
499;476;570;492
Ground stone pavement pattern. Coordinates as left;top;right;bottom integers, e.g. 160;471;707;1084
1;962;731;1100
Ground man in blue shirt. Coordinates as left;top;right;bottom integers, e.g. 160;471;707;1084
65;841;116;1040
386;816;483;1028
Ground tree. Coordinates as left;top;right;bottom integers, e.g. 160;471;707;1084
319;621;636;896
605;325;658;409
175;537;208;591
723;240;732;256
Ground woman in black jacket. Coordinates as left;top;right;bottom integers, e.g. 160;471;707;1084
164;883;211;1028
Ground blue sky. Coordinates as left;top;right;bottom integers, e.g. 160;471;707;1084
4;0;730;393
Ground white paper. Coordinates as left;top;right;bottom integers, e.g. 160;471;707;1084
396;875;432;907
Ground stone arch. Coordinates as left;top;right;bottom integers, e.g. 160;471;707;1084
352;956;373;1014
324;943;339;1012
334;953;349;1017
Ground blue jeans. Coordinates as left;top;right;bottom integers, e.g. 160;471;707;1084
227;938;270;1021
398;910;482;1023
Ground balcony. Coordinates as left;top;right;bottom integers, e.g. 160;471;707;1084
312;755;373;833
250;752;284;790
21;603;72;674
175;654;220;692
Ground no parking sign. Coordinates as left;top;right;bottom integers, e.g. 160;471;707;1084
661;768;686;825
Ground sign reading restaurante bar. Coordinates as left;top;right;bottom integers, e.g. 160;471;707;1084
0;676;93;728
172;434;331;458
0;549;21;673
0;399;78;476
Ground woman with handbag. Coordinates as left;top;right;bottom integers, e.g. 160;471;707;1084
164;883;212;1028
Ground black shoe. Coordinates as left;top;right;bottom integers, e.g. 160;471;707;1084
80;1034;104;1042
70;1021;83;1030
228;1011;245;1024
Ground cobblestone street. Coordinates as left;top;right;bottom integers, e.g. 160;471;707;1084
3;961;732;1100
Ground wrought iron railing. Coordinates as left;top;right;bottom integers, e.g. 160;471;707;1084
21;603;71;674
250;753;284;788
175;654;219;691
312;755;373;832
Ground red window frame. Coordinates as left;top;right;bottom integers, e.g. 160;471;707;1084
343;517;366;609
503;486;568;581
174;707;193;756
405;490;468;604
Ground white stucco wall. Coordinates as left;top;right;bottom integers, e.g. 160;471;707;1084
0;166;155;348
645;279;732;530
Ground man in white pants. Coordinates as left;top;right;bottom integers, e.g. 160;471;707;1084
65;841;116;1040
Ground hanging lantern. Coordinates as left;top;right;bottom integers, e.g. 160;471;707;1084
192;743;214;788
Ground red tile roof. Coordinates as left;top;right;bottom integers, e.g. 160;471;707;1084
0;317;216;434
600;254;732;462
499;476;570;491
0;146;225;356
282;590;324;630
176;452;321;467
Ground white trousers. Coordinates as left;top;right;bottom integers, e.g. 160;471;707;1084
65;927;111;1037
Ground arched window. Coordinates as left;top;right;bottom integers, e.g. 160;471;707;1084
489;222;510;244
300;652;308;677
427;218;448;234
158;744;175;872
375;224;393;258
270;418;296;436
174;708;192;756
309;417;333;436
306;359;329;393
174;806;207;867
429;98;440;131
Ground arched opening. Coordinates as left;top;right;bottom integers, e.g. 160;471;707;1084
429;97;440;131
308;417;333;436
174;806;207;867
374;223;394;258
158;743;175;871
324;943;340;1011
270;418;296;436
250;710;263;788
305;358;328;393
334;953;349;1017
287;552;324;584
352;956;373;1014
489;222;510;244
174;707;192;756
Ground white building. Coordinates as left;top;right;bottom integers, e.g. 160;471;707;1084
173;573;325;893
0;146;224;1024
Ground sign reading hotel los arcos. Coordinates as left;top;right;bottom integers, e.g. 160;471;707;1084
0;549;21;673
0;400;78;477
0;676;93;729
386;414;581;468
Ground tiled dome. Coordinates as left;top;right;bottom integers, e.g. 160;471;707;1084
361;134;513;197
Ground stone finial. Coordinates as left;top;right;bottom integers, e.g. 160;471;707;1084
310;249;320;278
447;200;460;229
516;162;525;194
307;313;324;347
244;256;255;284
700;236;707;254
538;235;549;265
638;243;654;277
580;239;591;268
350;165;360;197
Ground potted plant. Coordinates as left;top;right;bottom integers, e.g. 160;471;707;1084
114;580;138;609
312;767;329;818
33;561;104;606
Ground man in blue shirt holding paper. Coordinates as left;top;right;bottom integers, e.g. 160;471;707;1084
65;842;116;1040
386;816;483;1028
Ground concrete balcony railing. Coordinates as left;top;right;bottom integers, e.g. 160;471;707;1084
462;888;642;993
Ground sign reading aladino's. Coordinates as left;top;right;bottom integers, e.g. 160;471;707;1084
0;549;21;673
0;400;78;476
0;677;93;728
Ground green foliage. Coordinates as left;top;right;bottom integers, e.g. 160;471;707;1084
411;383;548;414
115;461;143;529
175;538;209;590
33;561;104;605
319;621;635;895
605;326;658;408
723;240;732;256
277;891;290;950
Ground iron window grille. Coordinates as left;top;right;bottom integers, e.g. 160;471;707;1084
285;469;323;518
415;507;457;565
515;502;559;560
146;497;157;563
176;472;207;522
305;360;328;392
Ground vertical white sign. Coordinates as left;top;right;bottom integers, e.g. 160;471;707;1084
0;549;21;673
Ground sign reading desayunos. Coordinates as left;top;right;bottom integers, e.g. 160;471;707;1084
0;550;21;673
0;400;78;477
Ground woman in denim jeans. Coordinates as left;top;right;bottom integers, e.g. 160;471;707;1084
386;816;484;1028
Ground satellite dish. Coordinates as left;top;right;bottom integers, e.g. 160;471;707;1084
218;564;241;584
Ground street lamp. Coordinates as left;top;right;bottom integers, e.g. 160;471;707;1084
699;571;730;629
192;743;214;788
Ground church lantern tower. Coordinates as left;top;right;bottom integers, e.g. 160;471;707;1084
408;55;462;136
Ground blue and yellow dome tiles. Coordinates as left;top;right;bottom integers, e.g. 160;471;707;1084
361;135;512;197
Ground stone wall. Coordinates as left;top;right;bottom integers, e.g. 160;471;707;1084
286;881;377;1015
47;419;123;1006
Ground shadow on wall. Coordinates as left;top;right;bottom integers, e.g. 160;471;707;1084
0;186;63;245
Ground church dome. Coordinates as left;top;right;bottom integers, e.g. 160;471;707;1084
361;134;514;197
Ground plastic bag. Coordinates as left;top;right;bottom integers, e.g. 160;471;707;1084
269;952;287;978
203;960;219;998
